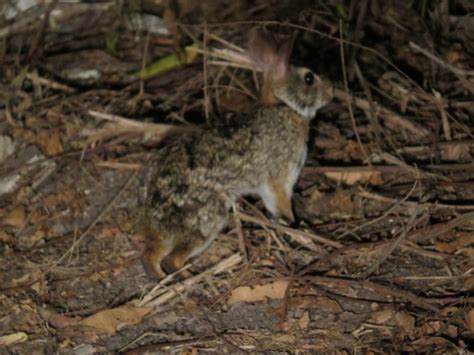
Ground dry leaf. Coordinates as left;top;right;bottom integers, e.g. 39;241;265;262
2;206;26;227
37;129;63;156
290;296;343;313
275;334;296;343
298;311;310;330
446;324;458;338
440;144;471;162
50;314;81;328
421;321;441;336
462;248;474;257
465;309;474;332
433;242;454;253
0;230;14;242
370;309;396;324
306;189;354;219
324;170;383;186
463;276;474;290
446;49;463;64
0;332;28;346
228;279;289;305
312;297;343;313
9;270;44;289
0;173;21;196
0;135;15;163
344;140;365;160
434;234;474;253
394;312;416;336
78;306;152;336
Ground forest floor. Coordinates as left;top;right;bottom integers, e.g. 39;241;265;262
1;0;474;353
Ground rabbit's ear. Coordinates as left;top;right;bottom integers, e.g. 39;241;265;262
272;34;294;81
247;28;278;70
248;28;293;81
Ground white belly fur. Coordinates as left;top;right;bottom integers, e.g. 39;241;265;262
229;146;307;218
286;147;307;195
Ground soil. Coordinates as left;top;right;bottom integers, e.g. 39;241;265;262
1;1;473;353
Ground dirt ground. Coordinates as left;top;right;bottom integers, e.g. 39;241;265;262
1;0;474;353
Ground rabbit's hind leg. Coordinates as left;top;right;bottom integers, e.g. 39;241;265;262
141;226;174;280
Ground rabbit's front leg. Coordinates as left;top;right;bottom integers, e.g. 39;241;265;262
271;178;295;222
259;178;295;223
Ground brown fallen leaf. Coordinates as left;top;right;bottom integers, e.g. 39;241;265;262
440;143;471;162
0;230;14;242
36;129;63;156
344;140;366;160
290;296;343;314
464;276;474;290
446;324;458;338
465;309;474;332
394;311;415;337
228;279;289;305
421;321;442;335
298;311;310;330
0;332;28;346
370;309;395;324
324;170;383;186
2;206;26;227
78;305;152;336
274;334;296;343
434;234;474;254
302;189;355;220
50;314;82;328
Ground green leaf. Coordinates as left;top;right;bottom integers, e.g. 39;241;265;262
135;43;198;79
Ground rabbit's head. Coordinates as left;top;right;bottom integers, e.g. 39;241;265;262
248;28;333;119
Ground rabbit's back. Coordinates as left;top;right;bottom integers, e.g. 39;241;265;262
148;104;308;208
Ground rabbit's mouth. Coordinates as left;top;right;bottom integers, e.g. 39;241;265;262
276;90;333;119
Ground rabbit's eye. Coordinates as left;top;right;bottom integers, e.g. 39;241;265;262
304;72;315;85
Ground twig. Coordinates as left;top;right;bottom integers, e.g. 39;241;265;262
409;41;474;77
123;336;217;355
26;73;76;93
232;202;248;262
433;90;451;141
354;62;383;148
235;211;342;248
203;25;211;124
358;188;474;211
139;253;242;308
362;199;424;277
87;110;196;137
338;20;369;161
208;33;246;53
300;276;439;311
409;210;474;242
95;161;142;170
138;30;151;97
338;180;420;240
333;88;430;138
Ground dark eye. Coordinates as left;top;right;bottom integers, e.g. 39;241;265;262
304;72;315;85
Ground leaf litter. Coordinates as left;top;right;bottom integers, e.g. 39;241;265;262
0;0;473;353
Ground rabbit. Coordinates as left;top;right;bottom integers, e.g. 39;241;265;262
141;28;333;279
